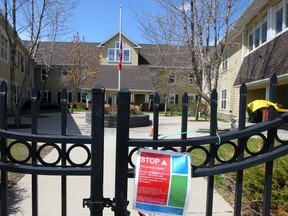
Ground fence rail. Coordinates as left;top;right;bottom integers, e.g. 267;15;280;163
0;73;288;216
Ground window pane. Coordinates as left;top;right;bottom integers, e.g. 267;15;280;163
151;74;157;83
276;7;283;33
286;3;288;28
123;50;130;62
255;27;260;47
108;49;115;61
261;21;267;43
116;49;119;61
249;32;254;50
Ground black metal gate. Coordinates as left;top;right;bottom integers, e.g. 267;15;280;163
0;73;288;216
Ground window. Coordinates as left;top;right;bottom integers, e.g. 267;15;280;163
261;17;268;43
168;93;178;104
1;35;8;61
123;49;131;62
61;71;67;80
41;91;49;103
220;89;227;110
78;91;87;103
107;41;130;63
221;51;228;71
168;74;176;84
248;15;268;51
41;69;47;81
188;94;196;101
151;74;157;83
276;7;284;33
286;3;288;28
255;26;260;48
108;48;118;62
188;73;194;84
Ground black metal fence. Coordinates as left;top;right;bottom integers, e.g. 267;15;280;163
0;73;288;216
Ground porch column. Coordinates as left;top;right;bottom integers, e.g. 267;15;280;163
265;86;270;100
130;93;135;103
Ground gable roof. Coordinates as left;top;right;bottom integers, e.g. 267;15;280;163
97;31;141;49
234;30;288;86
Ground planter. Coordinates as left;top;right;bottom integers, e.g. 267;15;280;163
85;112;151;128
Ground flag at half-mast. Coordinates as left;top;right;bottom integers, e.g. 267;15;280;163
118;41;122;71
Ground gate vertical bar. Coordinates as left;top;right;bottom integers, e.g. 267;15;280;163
206;89;217;216
61;88;67;216
90;85;105;216
31;86;38;216
263;73;277;215
234;84;247;216
115;88;130;216
153;93;159;146
181;93;188;152
0;81;8;216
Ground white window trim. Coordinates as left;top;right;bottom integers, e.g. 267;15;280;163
168;93;176;104
123;49;131;63
247;1;288;55
168;74;176;84
221;50;228;72
80;91;87;103
41;90;49;103
220;89;228;110
188;94;196;101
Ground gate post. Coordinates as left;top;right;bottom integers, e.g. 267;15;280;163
263;73;278;215
89;85;105;216
114;88;130;216
0;81;8;216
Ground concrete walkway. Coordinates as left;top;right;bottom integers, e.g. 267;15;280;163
8;112;235;215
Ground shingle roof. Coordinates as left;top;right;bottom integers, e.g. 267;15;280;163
34;41;100;66
234;30;288;86
88;65;153;91
138;44;193;68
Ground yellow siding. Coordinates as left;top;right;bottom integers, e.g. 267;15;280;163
218;35;242;118
100;34;139;66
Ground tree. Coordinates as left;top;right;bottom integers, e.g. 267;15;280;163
137;0;247;111
138;13;195;115
61;32;99;113
0;0;76;126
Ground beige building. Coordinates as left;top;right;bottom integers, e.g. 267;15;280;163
218;0;288;121
33;32;198;111
0;13;33;108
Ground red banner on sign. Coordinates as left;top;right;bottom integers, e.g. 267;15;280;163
136;151;171;205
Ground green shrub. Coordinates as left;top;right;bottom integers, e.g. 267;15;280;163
242;156;288;215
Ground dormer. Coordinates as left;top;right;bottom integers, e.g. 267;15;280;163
98;31;141;66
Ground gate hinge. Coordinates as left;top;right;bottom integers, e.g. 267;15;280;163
83;197;130;215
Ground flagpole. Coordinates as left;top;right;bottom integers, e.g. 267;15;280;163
118;4;122;91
